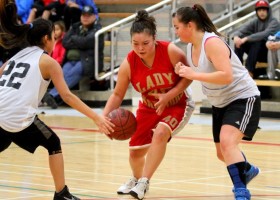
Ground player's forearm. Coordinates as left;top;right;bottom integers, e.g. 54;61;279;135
0;61;7;76
62;92;99;121
103;94;123;116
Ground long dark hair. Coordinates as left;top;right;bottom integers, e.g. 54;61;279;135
130;10;157;37
173;4;222;37
0;0;54;50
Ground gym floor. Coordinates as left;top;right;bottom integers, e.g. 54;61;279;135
0;105;279;199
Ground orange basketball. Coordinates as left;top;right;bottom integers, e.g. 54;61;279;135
108;108;137;140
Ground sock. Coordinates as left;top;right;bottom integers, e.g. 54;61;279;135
227;162;246;189
240;151;252;172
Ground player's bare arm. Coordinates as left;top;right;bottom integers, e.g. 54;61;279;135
163;43;192;100
103;58;130;116
0;61;7;76
205;37;233;84
40;54;114;134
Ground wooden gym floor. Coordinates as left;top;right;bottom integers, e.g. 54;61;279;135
0;105;279;200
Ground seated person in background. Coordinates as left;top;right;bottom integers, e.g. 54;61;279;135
63;0;99;30
41;20;66;106
43;5;104;109
266;31;280;80
233;0;280;78
15;0;33;24
51;20;66;65
26;0;65;23
41;0;65;22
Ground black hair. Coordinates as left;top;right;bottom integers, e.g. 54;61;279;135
27;18;54;47
0;0;54;50
130;10;157;37
173;4;222;37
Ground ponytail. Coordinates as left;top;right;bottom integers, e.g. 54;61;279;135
130;10;157;37
174;4;222;37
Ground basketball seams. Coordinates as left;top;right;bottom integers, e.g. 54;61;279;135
108;108;137;140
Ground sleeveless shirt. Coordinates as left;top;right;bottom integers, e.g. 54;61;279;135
186;32;260;108
0;46;50;132
128;41;187;109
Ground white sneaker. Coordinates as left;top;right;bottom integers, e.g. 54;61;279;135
275;69;280;80
129;177;149;200
117;177;137;194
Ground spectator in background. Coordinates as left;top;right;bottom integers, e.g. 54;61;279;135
42;0;65;22
266;31;280;80
233;0;280;78
26;0;65;23
43;5;104;109
41;20;66;106
51;20;66;65
15;0;34;24
63;0;99;30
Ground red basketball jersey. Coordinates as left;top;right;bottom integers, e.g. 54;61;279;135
128;41;187;109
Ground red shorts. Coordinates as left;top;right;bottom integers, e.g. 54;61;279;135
129;100;194;149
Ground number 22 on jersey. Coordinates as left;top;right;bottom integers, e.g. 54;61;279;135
0;60;30;89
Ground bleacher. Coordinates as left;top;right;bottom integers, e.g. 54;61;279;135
96;0;162;26
71;0;280;118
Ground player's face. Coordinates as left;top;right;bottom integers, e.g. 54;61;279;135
45;31;56;54
131;32;156;59
172;16;190;43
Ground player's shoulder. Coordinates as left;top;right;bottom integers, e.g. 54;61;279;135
167;41;184;56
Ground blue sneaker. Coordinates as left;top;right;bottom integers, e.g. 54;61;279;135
246;165;260;185
232;165;260;192
234;188;251;200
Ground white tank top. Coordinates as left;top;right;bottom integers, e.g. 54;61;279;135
0;46;50;132
186;32;260;108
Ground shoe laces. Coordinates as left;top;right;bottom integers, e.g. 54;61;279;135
125;177;137;187
135;178;149;192
235;188;250;198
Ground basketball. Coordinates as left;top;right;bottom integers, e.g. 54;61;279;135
108;108;137;140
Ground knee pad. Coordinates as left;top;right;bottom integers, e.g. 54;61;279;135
43;133;62;155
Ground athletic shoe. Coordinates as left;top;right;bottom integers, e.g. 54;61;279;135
43;93;58;109
117;177;138;194
232;165;260;192
53;185;80;200
234;188;251;200
275;69;280;80
129;177;149;200
246;164;260;185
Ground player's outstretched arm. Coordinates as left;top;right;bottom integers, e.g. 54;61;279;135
103;58;131;116
0;61;8;76
40;54;114;135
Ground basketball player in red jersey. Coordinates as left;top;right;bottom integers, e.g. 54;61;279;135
103;10;195;200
